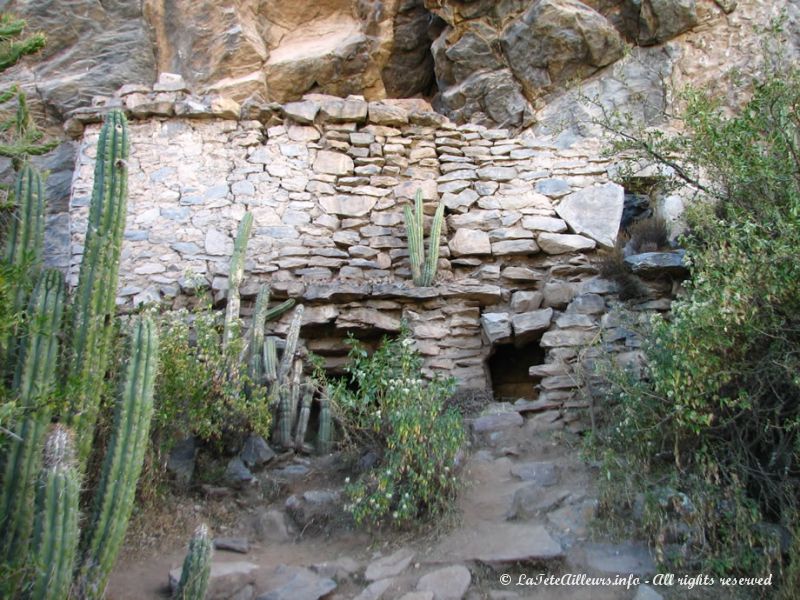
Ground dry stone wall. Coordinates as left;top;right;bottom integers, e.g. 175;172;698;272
68;88;668;403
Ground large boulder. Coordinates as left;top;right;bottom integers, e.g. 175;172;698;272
0;0;156;117
500;0;625;97
623;0;698;46
0;0;437;116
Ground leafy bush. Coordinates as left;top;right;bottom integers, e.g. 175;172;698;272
324;327;464;528
593;58;800;585
151;294;271;454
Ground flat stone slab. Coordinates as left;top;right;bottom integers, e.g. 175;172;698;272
433;522;563;564
537;232;596;254
398;593;434;600
546;499;597;537
581;542;656;576
353;577;397;600
416;565;471;600
506;485;571;520
510;461;559;486
512;398;561;413
256;565;336;600
213;537;250;554
472;412;524;433
365;547;415;581
625;251;688;278
556;182;624;248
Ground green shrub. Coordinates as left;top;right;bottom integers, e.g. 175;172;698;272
325;327;464;528
152;294;271;453
592;57;800;584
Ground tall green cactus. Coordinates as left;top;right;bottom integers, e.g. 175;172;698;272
76;316;159;600
173;524;212;600
66;109;130;465
403;189;444;287
223;211;253;350
317;396;332;455
247;285;270;383
278;304;304;382
12;269;66;405
294;384;313;450
26;425;80;600
4;163;45;268
2;163;45;376
263;336;278;385
0;269;64;589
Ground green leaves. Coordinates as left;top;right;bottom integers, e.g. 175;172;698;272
329;327;463;528
594;58;800;581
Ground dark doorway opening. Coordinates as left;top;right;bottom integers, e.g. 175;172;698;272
488;342;545;402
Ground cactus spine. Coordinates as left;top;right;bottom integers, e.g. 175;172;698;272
403;188;444;287
173;524;212;600
77;317;159;599
26;426;80;600
66;109;130;466
223;211;253;350
0;269;64;588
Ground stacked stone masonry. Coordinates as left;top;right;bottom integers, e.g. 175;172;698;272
67;84;670;402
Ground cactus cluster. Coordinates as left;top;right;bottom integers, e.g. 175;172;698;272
403;188;444;287
0;110;161;600
220;213;331;453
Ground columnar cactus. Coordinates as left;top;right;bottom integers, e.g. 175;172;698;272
0;269;64;588
3;162;45;269
278;304;304;382
264;298;296;322
173;524;212;600
317;396;332;455
66;108;130;465
26;425;80;600
12;269;66;404
277;388;293;449
403;188;444;287
294;384;313;450
2;163;45;375
223;211;253;350
76;317;159;600
263;336;278;385
247;285;270;383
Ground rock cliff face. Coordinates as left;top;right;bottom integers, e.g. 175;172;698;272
0;0;798;131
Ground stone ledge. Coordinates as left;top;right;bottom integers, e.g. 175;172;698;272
64;74;452;139
300;282;506;305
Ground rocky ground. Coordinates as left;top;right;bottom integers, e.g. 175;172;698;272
105;399;699;600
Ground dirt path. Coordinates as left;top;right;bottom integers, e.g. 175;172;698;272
108;402;664;600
